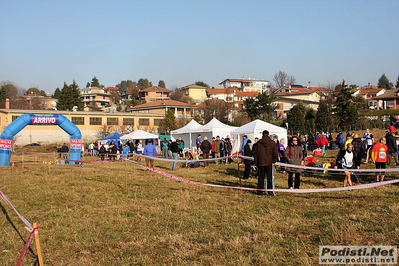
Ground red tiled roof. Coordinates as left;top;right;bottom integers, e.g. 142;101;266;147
235;91;258;96
208;88;237;94
142;86;172;92
129;99;195;109
104;86;119;91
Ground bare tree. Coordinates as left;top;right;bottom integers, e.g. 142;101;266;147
273;70;296;88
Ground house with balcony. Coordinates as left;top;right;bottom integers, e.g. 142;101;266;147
219;78;271;93
80;87;113;111
139;86;172;103
207;88;258;109
126;99;196;119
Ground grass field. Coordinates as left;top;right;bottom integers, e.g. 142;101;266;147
0;148;398;265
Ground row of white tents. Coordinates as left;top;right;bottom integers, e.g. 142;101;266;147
171;118;287;153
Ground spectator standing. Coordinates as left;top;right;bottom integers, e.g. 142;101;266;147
211;137;215;159
243;140;252;179
283;136;304;189
372;137;388;182
168;140;179;170
177;137;185;158
385;132;399;165
99;144;106;161
253;130;278;195
122;143;130;160
144;140;157;168
109;141;117;161
161;138;169;159
201;136;212;168
136;140;144;160
318;133;329;157
213;136;222;164
61;143;69;160
337;132;345;150
196;134;202;153
307;133;315;151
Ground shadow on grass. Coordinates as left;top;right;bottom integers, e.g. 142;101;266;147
0;202;38;265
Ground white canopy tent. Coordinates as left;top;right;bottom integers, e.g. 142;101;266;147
120;130;159;146
199;118;238;141
231;119;287;153
170;120;204;151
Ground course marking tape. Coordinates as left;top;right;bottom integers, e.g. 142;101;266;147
127;160;399;193
0;190;32;230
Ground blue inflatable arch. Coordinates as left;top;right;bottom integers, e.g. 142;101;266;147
0;113;82;166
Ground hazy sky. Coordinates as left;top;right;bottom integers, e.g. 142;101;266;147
1;0;398;92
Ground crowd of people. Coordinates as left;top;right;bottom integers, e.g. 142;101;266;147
56;124;398;194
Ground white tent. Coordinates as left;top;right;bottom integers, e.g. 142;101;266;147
231;119;287;153
200;118;238;140
170;120;203;151
120;130;159;145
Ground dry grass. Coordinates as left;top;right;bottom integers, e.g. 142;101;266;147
0;148;398;265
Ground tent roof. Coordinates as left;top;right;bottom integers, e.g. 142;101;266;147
231;119;286;135
170;119;203;134
120;130;158;140
99;132;123;141
201;117;237;132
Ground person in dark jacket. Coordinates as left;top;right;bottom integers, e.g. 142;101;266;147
351;134;364;169
243;140;252;179
307;133;315;151
60;143;69;160
99;144;106;161
109;141;117;161
253;130;279;195
283;136;304;189
200;136;212;167
386;132;399;165
168;140;179;170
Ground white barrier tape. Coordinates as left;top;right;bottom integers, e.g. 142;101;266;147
239;155;399;173
0;190;33;231
127;160;399;193
135;153;233;163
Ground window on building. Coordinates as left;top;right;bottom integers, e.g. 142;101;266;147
123;118;135;125
107;117;118;125
139;118;149;126
12;116;19;122
154;119;163;126
72;117;85;125
90;117;102;125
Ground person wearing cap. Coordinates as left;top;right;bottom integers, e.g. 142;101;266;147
243;140;253;179
253;130;279;195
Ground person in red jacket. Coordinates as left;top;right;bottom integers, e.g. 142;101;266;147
317;133;329;157
371;137;388;182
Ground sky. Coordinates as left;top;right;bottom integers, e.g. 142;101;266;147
1;0;398;93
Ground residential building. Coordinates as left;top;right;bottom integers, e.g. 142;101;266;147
80;87;114;111
139;86;172;103
0;109;165;144
371;89;399;110
207;88;258;109
180;84;208;103
22;95;57;110
219;78;271;93
127;99;196;119
273;85;330;118
354;88;386;109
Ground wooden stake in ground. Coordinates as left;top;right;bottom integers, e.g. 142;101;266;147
125;158;128;193
33;223;44;266
237;159;241;187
